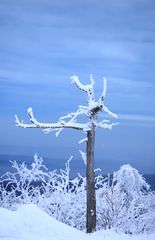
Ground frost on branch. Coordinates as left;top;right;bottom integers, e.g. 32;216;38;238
78;137;87;144
70;75;117;120
79;150;86;165
15;75;118;134
15;108;89;135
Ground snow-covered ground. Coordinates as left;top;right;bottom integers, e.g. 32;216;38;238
0;204;154;240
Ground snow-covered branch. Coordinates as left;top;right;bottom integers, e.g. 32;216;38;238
96;121;119;130
70;75;94;93
78;137;88;144
70;75;117;121
98;78;106;107
102;105;118;119
71;75;95;105
15;108;90;131
15;75;118;135
79;150;86;165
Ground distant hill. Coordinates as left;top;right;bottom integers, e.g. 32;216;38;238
0;154;155;190
0;154;84;177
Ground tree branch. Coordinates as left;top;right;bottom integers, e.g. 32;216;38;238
96;121;119;130
15;108;90;131
102;105;118;119
71;75;95;104
98;77;107;105
15;75;118;135
70;75;92;92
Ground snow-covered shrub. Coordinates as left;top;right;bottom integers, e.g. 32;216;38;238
0;156;155;234
0;155;86;230
0;154;52;208
96;164;155;234
37;159;86;230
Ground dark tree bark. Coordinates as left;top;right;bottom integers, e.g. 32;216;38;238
86;125;96;233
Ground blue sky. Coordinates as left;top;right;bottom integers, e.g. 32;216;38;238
0;0;155;174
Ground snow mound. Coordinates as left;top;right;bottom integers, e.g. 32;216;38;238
0;204;88;240
0;204;154;240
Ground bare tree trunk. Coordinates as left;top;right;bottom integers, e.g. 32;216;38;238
86;125;96;233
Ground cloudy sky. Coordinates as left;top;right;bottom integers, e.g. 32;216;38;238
0;0;155;174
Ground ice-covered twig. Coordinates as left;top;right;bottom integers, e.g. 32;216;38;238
90;74;95;86
94;168;101;173
102;78;107;99
98;78;107;106
78;137;88;144
59;108;88;124
55;128;63;137
102;105;118;119
96;122;119;130
79;150;86;165
27;107;40;125
15;108;89;131
71;75;95;104
71;75;94;93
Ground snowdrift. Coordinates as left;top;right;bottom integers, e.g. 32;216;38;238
0;204;88;240
0;204;154;240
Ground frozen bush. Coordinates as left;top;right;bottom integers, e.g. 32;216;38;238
0;155;154;234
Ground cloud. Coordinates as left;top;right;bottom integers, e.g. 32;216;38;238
117;113;155;128
108;76;154;89
0;68;68;86
0;0;154;87
0;0;155;111
0;0;155;175
118;113;155;122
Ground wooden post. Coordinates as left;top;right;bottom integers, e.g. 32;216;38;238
86;125;96;233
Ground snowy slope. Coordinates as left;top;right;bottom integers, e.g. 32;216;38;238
0;204;154;240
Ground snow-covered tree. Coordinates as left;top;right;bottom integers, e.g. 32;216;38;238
0;155;87;230
15;75;117;233
111;164;154;234
96;164;155;234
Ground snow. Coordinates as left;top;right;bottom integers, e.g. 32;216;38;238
0;204;154;240
71;75;93;93
78;137;87;144
79;150;86;165
0;204;87;240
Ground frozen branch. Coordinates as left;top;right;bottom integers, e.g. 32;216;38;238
70;75;93;93
98;78;107;106
78;137;88;144
96;121;119;130
15;75;118;136
71;75;95;104
15;108;90;131
70;75;117;122
59;107;88;123
79;150;86;165
102;105;118;119
90;74;95;86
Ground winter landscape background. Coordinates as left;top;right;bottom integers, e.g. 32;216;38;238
0;154;155;190
0;0;155;239
0;154;155;239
